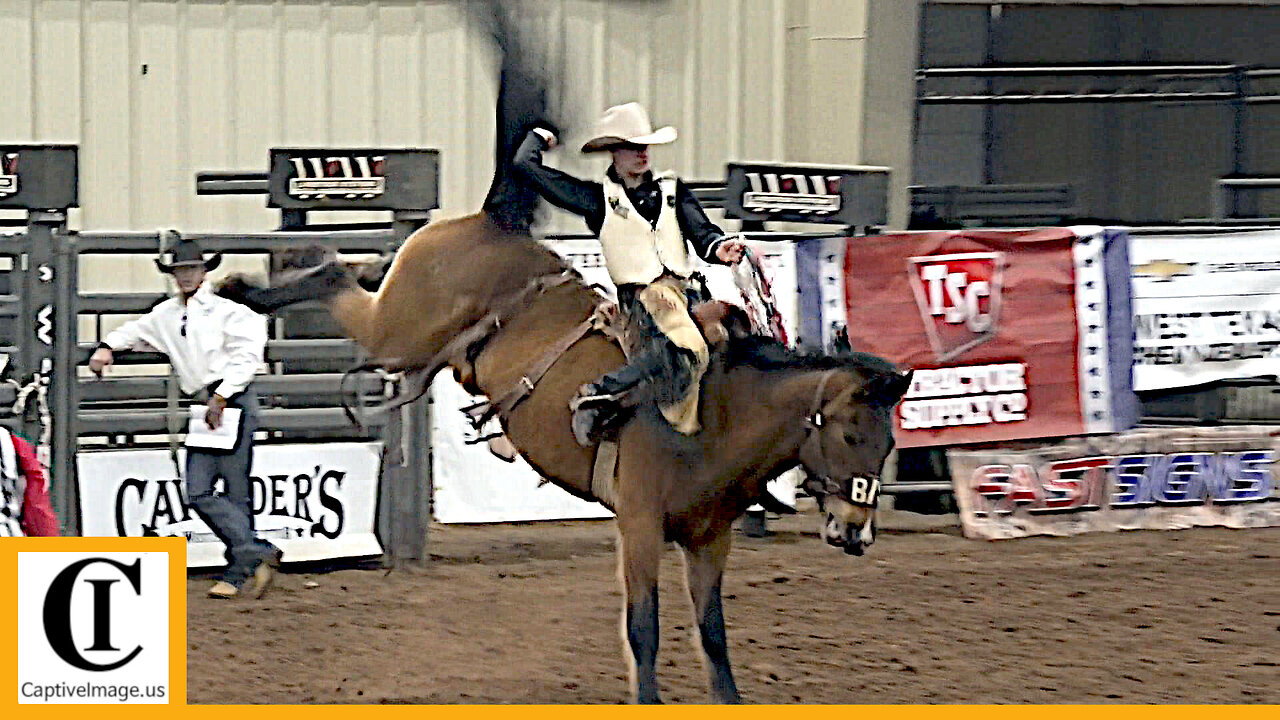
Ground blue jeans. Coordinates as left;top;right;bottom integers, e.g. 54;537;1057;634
185;389;274;586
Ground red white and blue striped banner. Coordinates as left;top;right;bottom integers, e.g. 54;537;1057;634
797;226;1139;448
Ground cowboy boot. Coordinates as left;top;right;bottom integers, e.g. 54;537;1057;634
568;347;678;446
207;580;239;599
244;544;283;600
569;383;630;447
568;368;648;446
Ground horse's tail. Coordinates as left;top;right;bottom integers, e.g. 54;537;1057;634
469;0;568;234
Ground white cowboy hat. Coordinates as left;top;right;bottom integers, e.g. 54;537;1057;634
580;102;678;153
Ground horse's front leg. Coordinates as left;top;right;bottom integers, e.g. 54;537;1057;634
618;520;663;704
682;530;741;703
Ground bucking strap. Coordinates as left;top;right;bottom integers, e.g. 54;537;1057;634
483;319;592;423
471;303;619;427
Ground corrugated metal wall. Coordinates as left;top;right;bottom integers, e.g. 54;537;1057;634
915;1;1280;223
0;0;801;234
3;0;923;295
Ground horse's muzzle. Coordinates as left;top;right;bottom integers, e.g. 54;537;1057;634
822;512;872;556
821;495;875;556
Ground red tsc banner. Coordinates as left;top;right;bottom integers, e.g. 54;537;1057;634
946;427;1280;540
796;227;1139;448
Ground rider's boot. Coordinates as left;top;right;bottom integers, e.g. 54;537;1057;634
569;384;630;447
568;345;697;447
568;349;665;446
569;359;652;446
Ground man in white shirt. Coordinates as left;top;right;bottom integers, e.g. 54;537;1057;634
89;232;277;600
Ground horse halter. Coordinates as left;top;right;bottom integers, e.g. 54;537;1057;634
798;369;883;509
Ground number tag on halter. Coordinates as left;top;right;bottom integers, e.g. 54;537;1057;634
847;476;882;508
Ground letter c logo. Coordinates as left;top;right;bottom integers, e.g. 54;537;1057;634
42;557;144;671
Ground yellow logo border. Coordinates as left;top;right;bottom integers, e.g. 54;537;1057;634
4;537;187;711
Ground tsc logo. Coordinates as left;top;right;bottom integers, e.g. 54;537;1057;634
43;558;144;672
742;172;841;215
287;155;386;200
908;252;1006;361
17;551;172;704
0;151;18;197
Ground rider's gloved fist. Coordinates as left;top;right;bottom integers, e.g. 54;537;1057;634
532;127;558;148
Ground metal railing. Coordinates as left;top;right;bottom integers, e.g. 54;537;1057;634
1212;177;1280;220
909;183;1077;227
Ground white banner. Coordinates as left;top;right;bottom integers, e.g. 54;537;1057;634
428;237;799;524
1130;231;1280;390
77;443;383;568
430;376;613;524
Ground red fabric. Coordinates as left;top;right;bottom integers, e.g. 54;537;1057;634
11;433;59;537
839;229;1084;448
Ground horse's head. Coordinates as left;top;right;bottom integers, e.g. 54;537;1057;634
797;367;912;556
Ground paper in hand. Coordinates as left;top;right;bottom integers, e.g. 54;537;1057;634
185;405;242;450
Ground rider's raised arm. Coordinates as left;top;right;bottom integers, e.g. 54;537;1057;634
674;179;729;263
512;130;607;232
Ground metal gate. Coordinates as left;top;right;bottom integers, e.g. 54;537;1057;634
0;143;437;565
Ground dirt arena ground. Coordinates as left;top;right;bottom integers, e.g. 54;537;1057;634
187;512;1280;704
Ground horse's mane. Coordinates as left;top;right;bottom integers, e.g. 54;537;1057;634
723;333;901;377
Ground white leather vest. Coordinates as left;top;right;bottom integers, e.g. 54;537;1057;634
598;172;694;285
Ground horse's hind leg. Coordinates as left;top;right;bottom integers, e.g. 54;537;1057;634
682;531;741;704
617;518;664;704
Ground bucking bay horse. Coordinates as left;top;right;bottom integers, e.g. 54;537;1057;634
220;0;911;703
227;215;910;702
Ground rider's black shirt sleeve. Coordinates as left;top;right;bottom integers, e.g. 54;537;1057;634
512;131;728;262
512;132;607;234
675;180;728;264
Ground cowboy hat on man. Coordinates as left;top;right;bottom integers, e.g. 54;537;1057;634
580;102;678;153
154;230;223;274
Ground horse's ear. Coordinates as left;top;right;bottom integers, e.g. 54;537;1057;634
866;370;912;406
894;370;914;400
